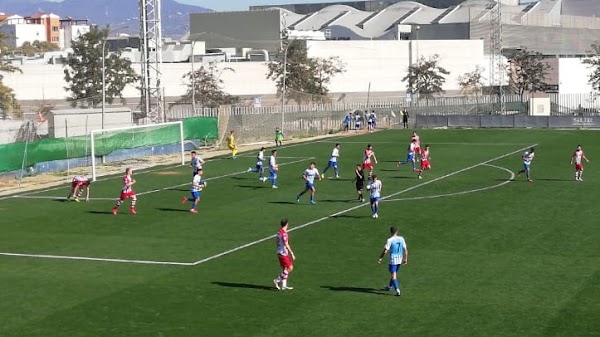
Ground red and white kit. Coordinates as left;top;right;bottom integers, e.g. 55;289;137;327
276;227;292;269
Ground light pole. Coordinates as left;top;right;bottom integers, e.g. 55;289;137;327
102;26;128;130
191;40;197;113
280;41;292;132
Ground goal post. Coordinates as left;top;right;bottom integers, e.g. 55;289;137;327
90;121;185;181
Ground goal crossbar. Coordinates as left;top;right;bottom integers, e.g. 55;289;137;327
90;121;185;181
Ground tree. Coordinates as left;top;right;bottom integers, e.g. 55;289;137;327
13;40;58;56
0;31;22;118
458;66;485;97
63;26;138;108
267;40;344;104
507;48;550;102
583;43;600;92
402;54;450;100
178;63;238;108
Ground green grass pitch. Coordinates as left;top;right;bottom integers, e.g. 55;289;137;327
0;129;598;337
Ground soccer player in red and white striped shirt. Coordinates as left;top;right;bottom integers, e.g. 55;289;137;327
273;218;296;290
417;145;431;179
570;145;590;181
112;167;137;215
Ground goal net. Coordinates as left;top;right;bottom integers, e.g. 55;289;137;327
90;121;184;181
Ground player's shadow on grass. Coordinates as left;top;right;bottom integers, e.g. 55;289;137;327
332;214;364;219
157;207;191;212
236;185;266;190
529;178;574;182
230;176;253;181
268;201;297;205
321;285;387;296
212;281;276;291
87;210;115;215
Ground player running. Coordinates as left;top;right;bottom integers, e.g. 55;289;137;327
411;131;421;158
296;162;322;204
273;218;296;290
417;144;431;179
190;151;205;177
516;147;535;182
321;143;340;179
571;145;590;181
367;175;382;219
247;147;266;180
181;168;206;213
263;149;279;188
377;226;408;297
362;144;378;178
112;167;137;215
67;175;91;202
397;139;418;172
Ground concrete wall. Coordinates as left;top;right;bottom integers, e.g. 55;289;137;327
306;39;484;93
558;58;593;95
2;40;594;106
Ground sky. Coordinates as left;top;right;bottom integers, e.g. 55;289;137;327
176;0;342;12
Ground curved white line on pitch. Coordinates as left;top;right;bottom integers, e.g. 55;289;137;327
382;163;515;203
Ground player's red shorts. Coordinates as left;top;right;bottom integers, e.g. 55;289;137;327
575;163;583;171
362;162;373;170
420;160;430;170
71;181;87;188
119;190;136;200
278;254;292;269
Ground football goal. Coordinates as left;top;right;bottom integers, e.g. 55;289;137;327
90;121;185;181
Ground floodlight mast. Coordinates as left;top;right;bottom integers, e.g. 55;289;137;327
489;0;505;114
139;0;165;123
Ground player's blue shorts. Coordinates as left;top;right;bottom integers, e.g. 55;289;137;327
256;162;263;170
523;162;531;170
389;264;401;273
327;160;337;168
269;167;277;178
190;191;200;200
305;182;314;189
406;153;415;162
370;196;380;203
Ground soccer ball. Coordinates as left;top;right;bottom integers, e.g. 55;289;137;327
366;184;371;190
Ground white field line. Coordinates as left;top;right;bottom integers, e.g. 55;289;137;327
382;164;515;202
10;157;315;201
190;144;535;266
0;145;534;266
0;252;194;266
14;196;115;201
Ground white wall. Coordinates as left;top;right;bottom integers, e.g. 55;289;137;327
306;39;485;93
558;58;593;95
14;24;47;47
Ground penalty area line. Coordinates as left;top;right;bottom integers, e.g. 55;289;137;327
0;252;194;266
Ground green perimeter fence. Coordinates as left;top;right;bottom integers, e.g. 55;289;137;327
0;117;218;173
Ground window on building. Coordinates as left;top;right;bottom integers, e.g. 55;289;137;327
52;26;59;32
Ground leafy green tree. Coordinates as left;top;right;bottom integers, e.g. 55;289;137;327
583;43;600;92
507;48;550;102
402;54;450;100
14;40;58;56
178;63;239;108
63;26;138;108
0;31;22;118
267;40;344;104
458;66;485;97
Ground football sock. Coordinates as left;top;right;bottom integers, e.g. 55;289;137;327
393;279;399;291
334;168;339;176
115;200;123;207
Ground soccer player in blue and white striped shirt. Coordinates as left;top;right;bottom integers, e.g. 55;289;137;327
377;226;408;296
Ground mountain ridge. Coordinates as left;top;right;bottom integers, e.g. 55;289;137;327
0;0;212;38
